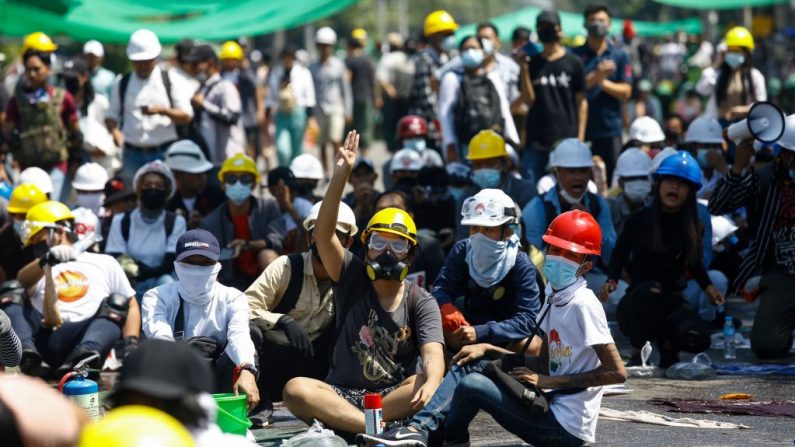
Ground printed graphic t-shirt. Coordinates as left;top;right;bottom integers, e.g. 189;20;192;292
325;251;443;390
769;182;795;275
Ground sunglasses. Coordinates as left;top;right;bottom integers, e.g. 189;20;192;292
224;174;255;186
368;232;410;255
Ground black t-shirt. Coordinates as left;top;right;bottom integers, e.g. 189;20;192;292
345;56;375;103
524;51;586;149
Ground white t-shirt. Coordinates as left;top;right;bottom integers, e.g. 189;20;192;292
104;209;186;267
31;252;135;322
539;278;614;443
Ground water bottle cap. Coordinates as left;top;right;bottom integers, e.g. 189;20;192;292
363;393;382;409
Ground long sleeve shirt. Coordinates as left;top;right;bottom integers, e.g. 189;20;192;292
142;281;256;367
197;73;245;165
266;64;316;112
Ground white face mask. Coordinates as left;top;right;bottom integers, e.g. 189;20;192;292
174;262;221;305
559;188;586;205
623;179;651;203
76;192;104;213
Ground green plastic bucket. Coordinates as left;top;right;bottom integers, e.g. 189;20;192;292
212;393;251;435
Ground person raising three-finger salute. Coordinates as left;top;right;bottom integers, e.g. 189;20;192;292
282;131;445;436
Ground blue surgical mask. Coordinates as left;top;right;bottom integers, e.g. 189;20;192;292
724;52;745;69
543;255;582;290
442;35;457;53
225;181;252;205
403;138;427;152
461;49;485;69
472;168;501;189
449;186;466;202
466;232;520;288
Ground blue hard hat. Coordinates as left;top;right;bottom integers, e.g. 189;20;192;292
654;150;702;188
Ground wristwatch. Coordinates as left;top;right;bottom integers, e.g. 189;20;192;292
236;363;258;377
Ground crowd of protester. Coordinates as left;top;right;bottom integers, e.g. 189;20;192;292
0;4;794;446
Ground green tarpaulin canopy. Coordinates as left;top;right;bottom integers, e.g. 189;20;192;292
653;0;789;10
0;0;357;44
456;5;702;42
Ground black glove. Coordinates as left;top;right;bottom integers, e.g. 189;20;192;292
122;336;139;358
277;315;313;358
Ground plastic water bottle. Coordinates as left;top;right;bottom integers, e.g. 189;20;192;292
723;316;736;360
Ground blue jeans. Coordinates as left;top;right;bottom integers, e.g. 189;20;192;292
120;144;169;180
3;303;121;369
134;274;174;302
684;270;728;321
445;373;584;447
411;361;487;432
275;108;307;167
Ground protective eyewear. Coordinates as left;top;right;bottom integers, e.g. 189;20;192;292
224;174;255;186
368;232;410;255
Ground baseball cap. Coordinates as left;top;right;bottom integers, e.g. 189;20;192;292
175;229;220;262
103;175;135;206
61;57;89;79
111;339;214;400
537;10;561;26
266;166;296;187
165;140;213;174
353;158;375;173
187;44;216;63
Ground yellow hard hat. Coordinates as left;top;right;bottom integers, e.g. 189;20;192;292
362;207;418;245
725;26;754;50
23;32;58;53
352;28;368;42
7;183;47;215
219;41;244;60
424;10;458;37
218;153;259;184
79;406;195;447
467;130;507;160
23;200;75;246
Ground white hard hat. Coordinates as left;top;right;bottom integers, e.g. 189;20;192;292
19;167;53;195
685;116;724;144
303;201;358;236
289;154;324;180
460;189;519;227
133;160;176;199
315;27;338;46
615;148;651;178
775;114;795;152
649;146;678;174
127;29;162;61
550;138;593;168
711;215;738;246
390;149;423;172
72;163;109;191
629;116;665;143
83;40;104;57
165;140;213;174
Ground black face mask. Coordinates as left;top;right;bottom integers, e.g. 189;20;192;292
294;183;315;197
395;176;419;188
366;250;409;281
586;21;609;39
140;188;167;210
538;28;559;44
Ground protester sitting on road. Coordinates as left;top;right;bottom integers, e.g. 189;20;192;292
602;151;724;367
682;116;728;199
709;133;795;360
97;174;136;250
283;131;444;436
141;229;259;410
432;189;542;353
79;405;196;447
360;210;625;447
201;154;285;290
165;140;226;230
626;116;665;158
267;167;314;255
105;160;187;298
606;148;652;235
382;115;443;190
10;200;140;378
247;201;357;426
0;184;47;282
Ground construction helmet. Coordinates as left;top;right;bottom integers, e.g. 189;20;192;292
72;162;109;191
23;32;58;53
614;148;651;178
126;29;161;61
351;28;368;42
550;138;593;168
685;116;724;144
390;149;423;172
397;115;428;140
362;208;418;245
467;130;507;160
218;153;259;185
303;201;358;236
424;10;459;37
628;116;665;143
19;167;54;195
654;150;702;188
289;154;324;180
460;189;519;227
79;406;195;447
315;27;338;46
23;201;75;246
725;26;754;51
219;41;244;61
8;184;47;215
543;210;602;256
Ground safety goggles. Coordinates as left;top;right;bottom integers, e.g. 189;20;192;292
461;196;517;224
368;232;410;255
224;174;255;186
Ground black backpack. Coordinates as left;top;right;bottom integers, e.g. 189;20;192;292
453;72;503;145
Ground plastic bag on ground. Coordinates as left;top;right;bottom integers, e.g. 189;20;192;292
281;420;347;447
665;353;716;380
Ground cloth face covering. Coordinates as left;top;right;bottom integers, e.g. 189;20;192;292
466;232;520;288
174;262;221;305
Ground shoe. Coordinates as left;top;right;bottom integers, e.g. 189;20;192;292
55;349;101;381
248;399;274;428
356;426;429;446
20;349;51;378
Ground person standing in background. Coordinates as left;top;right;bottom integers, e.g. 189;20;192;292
377;33;415;152
220;40;265;160
345;29;380;156
83;40;116;99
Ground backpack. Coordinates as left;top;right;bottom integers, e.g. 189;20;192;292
453;72;503;145
14;87;68;168
120;211;177;244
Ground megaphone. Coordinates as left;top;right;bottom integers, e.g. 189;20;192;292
725;101;786;144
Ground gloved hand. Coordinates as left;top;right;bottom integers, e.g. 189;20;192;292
38;246;75;267
440;303;470;333
277;315;314;358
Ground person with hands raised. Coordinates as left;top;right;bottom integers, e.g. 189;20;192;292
283;131;445;437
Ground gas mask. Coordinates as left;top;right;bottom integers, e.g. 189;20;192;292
366;250;410;281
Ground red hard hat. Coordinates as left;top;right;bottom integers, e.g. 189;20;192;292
542;210;602;256
397;115;428;140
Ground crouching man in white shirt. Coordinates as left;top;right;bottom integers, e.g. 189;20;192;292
142;228;260;410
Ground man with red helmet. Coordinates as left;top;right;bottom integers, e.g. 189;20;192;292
382;115;444;190
360;210;626;447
